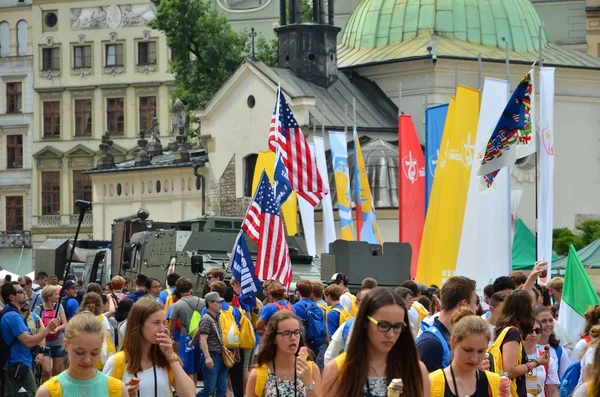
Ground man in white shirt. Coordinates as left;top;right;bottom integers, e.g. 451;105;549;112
327;273;354;313
483;291;507;345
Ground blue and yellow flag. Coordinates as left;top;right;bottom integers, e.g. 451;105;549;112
353;127;382;245
329;131;354;241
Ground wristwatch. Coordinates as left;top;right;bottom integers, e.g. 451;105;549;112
306;382;315;391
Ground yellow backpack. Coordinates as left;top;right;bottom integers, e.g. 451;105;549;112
111;351;174;391
255;361;314;396
45;375;122;397
429;369;501;397
344;292;358;317
487;326;522;397
238;310;256;350
251;298;263;328
412;301;429;323
164;288;174;314
332;307;353;327
97;315;116;371
220;306;241;349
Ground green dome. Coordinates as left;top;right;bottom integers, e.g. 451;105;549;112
341;0;548;53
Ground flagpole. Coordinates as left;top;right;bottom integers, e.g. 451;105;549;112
424;74;428;130
398;82;402;116
344;103;348;134
505;40;510;97
454;65;458;95
535;26;544;260
321;113;325;137
353;97;356;127
477;53;482;91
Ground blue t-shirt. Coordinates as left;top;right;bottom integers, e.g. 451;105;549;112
125;290;145;303
166;306;180;340
259;300;290;323
416;318;451;373
201;302;242;328
1;307;33;368
327;304;344;336
158;288;175;305
64;297;80;321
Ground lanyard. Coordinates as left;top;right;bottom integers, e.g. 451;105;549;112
134;365;157;397
272;358;297;397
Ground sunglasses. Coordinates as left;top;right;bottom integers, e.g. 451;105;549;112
367;316;406;333
528;328;543;335
13;289;25;295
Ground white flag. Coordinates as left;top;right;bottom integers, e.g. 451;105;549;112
456;78;511;295
313;136;336;253
537;67;555;280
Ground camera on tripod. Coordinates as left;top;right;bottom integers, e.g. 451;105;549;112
31;345;51;355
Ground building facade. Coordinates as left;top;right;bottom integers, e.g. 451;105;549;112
0;0;34;272
30;0;175;248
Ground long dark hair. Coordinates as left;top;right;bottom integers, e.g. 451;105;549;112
534;305;560;349
495;290;535;339
335;288;423;397
255;311;308;365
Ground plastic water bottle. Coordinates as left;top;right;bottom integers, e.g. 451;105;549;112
499;375;510;397
185;335;194;352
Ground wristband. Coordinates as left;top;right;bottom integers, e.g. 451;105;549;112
532;359;540;368
525;362;532;372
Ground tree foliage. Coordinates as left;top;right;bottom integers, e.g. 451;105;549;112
552;220;600;256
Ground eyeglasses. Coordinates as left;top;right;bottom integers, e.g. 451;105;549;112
207;275;215;279
276;330;303;339
528;328;543;335
367;316;406;333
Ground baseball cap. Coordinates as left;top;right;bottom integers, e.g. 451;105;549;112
63;280;78;290
204;292;224;302
328;273;348;285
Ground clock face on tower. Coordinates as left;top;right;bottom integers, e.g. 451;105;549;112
216;0;273;12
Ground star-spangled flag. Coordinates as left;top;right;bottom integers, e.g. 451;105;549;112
478;71;533;187
273;147;292;207
268;85;325;206
229;231;262;309
243;170;292;290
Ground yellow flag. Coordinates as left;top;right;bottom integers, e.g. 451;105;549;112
252;151;298;236
417;86;481;286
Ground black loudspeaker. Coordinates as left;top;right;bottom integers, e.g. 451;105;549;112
191;255;204;274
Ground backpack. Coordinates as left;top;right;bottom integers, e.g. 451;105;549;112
429;368;501;397
332;307;353;326
42;306;62;341
487;326;522;397
97;315;116;370
251;298;263;328
220;306;241;349
255;361;313;397
164;289;174;314
412;301;430;323
238;312;256;350
45;375;122;397
344;292;358;317
111;351;174;393
558;361;582;397
183;298;202;336
417;325;451;369
302;302;327;348
273;301;292;312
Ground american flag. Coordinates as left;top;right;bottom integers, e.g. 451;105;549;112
243;170;292;290
268;86;325;206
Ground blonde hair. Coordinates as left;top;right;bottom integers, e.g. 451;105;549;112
547;277;564;292
42;285;61;301
78;292;103;315
450;307;491;343
64;312;103;341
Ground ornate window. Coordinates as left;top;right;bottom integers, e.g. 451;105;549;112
41;171;60;215
73;45;92;68
72;171;91;212
74;99;92;136
138;96;156;133
105;43;123;66
42;47;60;70
16;20;28;56
137;41;156;65
7;83;22;113
0;22;9;57
106;97;124;135
43;101;60;138
7;135;23;169
6;196;23;232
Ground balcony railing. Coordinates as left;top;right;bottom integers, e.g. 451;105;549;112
33;213;93;228
0;231;32;248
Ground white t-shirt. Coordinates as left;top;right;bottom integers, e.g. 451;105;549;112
570;338;588;363
538;343;571;379
117;320;127;347
578;345;596;387
339;292;353;313
526;349;560;397
408;307;419;338
103;355;172;396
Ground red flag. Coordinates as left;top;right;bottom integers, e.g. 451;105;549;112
398;115;425;278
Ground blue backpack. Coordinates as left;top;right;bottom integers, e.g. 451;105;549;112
558;361;582;397
342;317;355;348
417;325;451;368
302;302;326;348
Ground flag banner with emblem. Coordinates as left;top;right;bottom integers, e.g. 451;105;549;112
251;170;292;290
558;245;600;344
329;131;354;241
229;231;262;308
417;87;481;286
252;151;297;236
398;114;425;277
425;104;449;213
314;136;337;253
298;142;317;257
456;78;511;296
478;70;533;187
268;86;325;206
353;126;382;245
537;67;555;282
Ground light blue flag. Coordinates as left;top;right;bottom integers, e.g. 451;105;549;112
425;104;448;212
229;231;262;308
328;131;354;241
